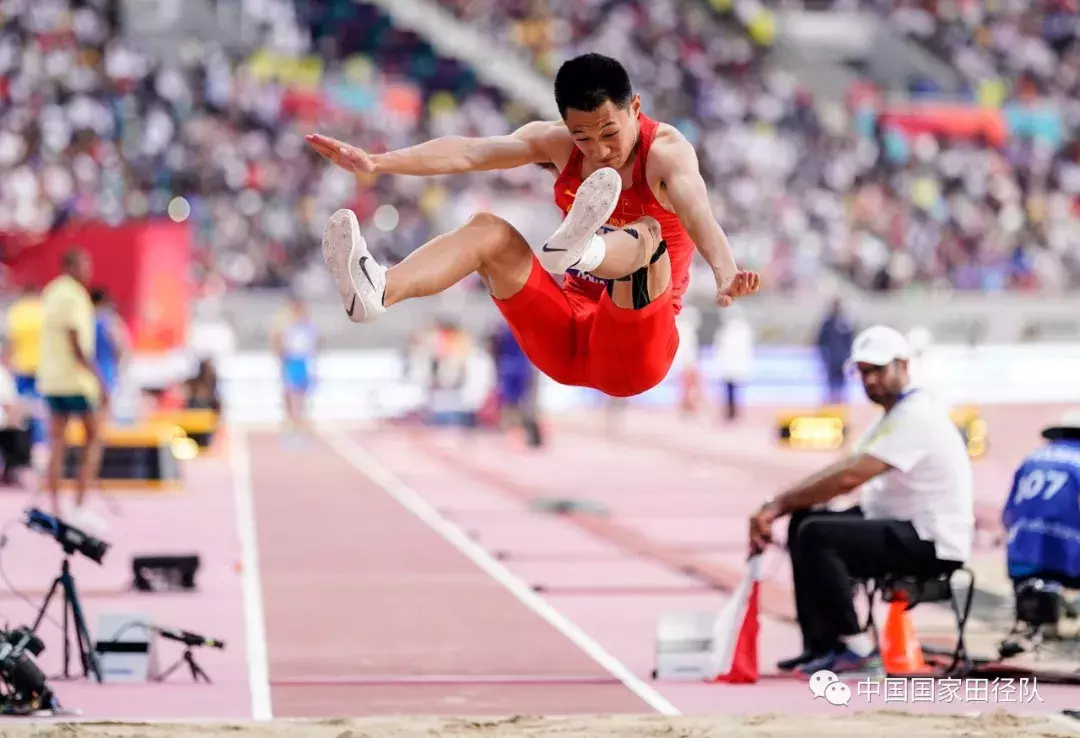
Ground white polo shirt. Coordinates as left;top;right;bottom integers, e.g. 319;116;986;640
854;389;975;563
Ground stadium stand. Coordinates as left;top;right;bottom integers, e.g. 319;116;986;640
433;0;1080;292
859;0;1080;102
0;0;548;294
1;0;1077;296
775;0;1080;291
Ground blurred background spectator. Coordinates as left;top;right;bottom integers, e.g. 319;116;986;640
817;298;856;405
714;303;755;421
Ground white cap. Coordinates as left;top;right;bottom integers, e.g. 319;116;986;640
1042;408;1080;440
848;325;911;367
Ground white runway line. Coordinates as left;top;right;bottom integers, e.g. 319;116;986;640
228;427;274;720
323;430;681;716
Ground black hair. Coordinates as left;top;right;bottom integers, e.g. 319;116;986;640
554;53;633;118
90;287;108;305
62;248;86;271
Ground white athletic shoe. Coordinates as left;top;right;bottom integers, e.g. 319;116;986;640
539;166;622;274
322;208;387;324
67;505;107;536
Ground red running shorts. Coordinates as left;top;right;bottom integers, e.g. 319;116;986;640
492;255;680;398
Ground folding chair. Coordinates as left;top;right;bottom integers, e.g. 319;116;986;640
860;567;976;677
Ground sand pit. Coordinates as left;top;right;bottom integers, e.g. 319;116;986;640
5;712;1078;738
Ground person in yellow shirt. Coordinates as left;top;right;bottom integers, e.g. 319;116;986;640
5;286;44;445
36;249;108;522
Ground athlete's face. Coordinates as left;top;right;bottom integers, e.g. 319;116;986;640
856;360;909;407
564;95;641;170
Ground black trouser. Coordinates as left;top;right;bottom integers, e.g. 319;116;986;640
0;427;31;479
724;381;739;421
787;506;962;653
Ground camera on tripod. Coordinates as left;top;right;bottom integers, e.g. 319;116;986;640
23;507;110;682
999;577;1080;659
24;508;108;564
0;626;57;715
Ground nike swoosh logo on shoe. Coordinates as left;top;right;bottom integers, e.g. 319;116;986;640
345;294;356;317
358;256;376;287
541;243;567;252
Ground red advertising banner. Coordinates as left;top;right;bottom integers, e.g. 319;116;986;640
877;104;1009;146
6;220;191;354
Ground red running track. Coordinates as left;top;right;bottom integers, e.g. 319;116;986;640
246;431;656;716
11;403;1074;722
310;405;1079;717
0;438;252;720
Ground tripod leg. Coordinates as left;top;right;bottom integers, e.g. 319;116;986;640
63;571;102;682
62;589;71;679
72;608;99;682
33;575;74;681
185;651;212;684
154;656;186;683
31;577;63;633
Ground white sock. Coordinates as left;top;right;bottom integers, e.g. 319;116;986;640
574;234;606;273
841;633;874;657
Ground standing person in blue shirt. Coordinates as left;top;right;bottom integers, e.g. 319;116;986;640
90;289;131;408
816;299;855;406
271;295;320;438
488;323;543;448
1003;410;1080;589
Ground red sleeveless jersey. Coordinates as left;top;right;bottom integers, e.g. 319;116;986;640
553;112;694;314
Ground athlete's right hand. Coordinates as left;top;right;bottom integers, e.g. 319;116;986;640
716;269;761;308
306;134;376;174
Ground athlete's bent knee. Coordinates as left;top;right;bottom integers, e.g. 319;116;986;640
466;210;511;236
467;212;529;259
468;211;534;298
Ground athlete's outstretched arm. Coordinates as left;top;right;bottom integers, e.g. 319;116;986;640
652;135;760;306
306;121;562;177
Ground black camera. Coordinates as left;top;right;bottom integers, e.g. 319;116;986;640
0;626;55;715
998;577;1078;659
24;508;109;564
1015;578;1065;627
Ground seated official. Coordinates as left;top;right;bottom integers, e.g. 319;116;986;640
1002;409;1080;590
748;325;975;676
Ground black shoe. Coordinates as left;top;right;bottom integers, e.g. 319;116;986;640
777;649;827;672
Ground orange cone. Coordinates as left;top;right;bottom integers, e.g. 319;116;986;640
879;597;930;675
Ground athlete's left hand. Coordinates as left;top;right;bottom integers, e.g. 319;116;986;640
306;133;377;174
716;270;760;307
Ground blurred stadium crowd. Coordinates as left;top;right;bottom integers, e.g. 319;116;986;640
0;0;1077;296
